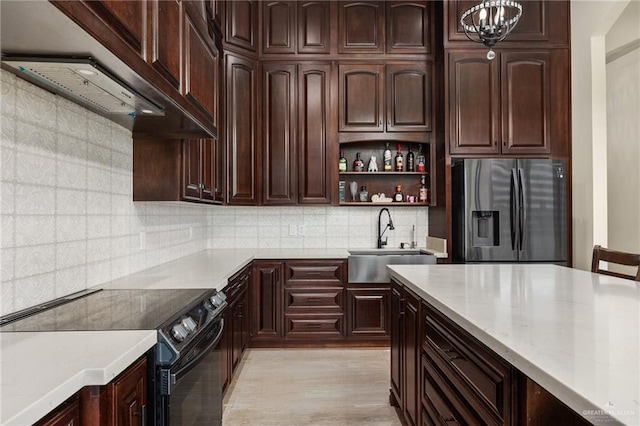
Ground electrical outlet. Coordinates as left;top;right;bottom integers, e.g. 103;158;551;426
289;224;297;236
298;224;306;236
139;231;146;250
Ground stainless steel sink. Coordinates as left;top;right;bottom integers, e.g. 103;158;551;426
348;251;436;283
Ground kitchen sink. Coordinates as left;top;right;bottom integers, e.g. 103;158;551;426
348;251;436;283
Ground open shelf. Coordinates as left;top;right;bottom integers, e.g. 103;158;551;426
339;202;428;207
339;172;428;176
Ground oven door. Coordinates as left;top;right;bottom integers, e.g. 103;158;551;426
158;317;224;426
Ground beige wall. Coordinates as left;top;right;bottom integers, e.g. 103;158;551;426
570;0;631;270
606;1;640;273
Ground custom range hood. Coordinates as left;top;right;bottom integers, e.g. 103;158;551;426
2;57;164;117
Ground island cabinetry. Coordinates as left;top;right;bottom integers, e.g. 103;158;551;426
262;62;332;205
448;48;569;157
250;261;284;346
35;395;80;426
422;301;515;425
346;282;390;344
283;260;347;340
390;279;422;426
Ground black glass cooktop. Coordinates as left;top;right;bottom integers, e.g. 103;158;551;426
1;289;212;332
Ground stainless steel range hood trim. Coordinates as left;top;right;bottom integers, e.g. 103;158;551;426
1;56;165;117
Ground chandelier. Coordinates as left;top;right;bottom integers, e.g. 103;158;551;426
460;0;523;60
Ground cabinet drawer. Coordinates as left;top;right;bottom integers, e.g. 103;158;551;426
285;288;343;312
284;314;344;338
285;261;346;286
422;354;479;425
424;306;512;424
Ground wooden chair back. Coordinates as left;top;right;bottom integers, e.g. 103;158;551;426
591;245;640;281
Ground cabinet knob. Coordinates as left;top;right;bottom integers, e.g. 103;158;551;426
494;141;498;147
387;119;391;126
503;141;506;147
379;120;382;126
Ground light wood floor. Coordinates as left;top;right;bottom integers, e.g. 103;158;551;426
223;348;403;425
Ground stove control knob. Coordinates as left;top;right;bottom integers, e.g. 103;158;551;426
210;293;227;308
182;316;197;332
171;324;188;342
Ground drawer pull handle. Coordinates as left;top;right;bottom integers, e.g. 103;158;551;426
307;297;323;302
442;415;457;424
305;323;322;328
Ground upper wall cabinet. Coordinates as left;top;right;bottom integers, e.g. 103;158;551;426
386;1;432;54
339;63;432;133
445;0;570;47
338;1;385;54
84;1;148;59
262;1;296;54
225;0;258;52
149;0;182;90
297;1;331;54
448;49;568;156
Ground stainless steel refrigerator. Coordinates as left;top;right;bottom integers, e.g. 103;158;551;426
452;158;567;263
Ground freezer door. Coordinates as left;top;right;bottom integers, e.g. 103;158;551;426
462;159;518;262
517;159;567;262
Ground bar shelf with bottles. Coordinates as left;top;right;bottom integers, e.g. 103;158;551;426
337;140;434;207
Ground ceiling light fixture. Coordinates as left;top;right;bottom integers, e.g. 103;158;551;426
460;0;522;60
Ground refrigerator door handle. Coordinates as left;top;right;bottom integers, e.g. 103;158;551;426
510;169;517;251
518;168;526;252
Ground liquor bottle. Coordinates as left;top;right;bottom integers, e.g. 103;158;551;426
419;175;429;203
407;144;415;172
416;144;426;173
383;143;392;171
359;186;369;202
353;152;364;172
394;185;404;202
339;150;347;172
394;144;403;172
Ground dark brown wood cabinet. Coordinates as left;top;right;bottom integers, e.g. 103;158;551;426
340;63;433;133
251;261;284;345
261;62;332;205
35;395;80;426
226;54;259;205
297;1;331;54
84;1;147;59
222;264;251;391
448;49;566;156
444;0;570;47
346;283;390;342
262;1;296;54
386;1;432;54
225;0;258;52
390;279;422;426
338;1;385;54
110;357;147;426
148;0;182;90
183;138;217;202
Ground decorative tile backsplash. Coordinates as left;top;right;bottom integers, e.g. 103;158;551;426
0;68;429;316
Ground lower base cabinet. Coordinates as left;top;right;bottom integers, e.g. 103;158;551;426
346;283;390;342
35;395;80;426
222;264;251;394
391;280;595;426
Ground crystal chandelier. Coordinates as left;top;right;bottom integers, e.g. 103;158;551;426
460;0;523;60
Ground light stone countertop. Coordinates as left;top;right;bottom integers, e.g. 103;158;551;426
387;263;640;426
0;330;156;426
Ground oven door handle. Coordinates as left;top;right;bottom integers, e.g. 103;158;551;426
170;319;224;387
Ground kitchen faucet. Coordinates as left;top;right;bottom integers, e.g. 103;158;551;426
377;208;395;248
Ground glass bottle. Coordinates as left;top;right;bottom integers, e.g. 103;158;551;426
419;175;429;203
394;184;404;202
394;145;403;172
339;150;347;172
416;144;426;173
359;185;368;202
383;142;392;171
407;144;415;172
353;152;364;172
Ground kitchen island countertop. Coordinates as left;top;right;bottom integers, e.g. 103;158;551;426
388;263;640;426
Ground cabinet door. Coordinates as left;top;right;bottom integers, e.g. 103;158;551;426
262;1;296;54
184;10;218;125
298;64;331;204
500;51;551;155
298;1;331;54
111;357;147;426
347;285;389;338
339;64;385;132
183;139;202;200
404;288;420;426
35;395;80;426
148;0;181;90
200;139;215;201
446;0;569;45
338;1;384;54
213;137;225;204
390;281;403;405
226;55;259;205
220;305;232;393
386;1;431;54
251;261;283;341
448;50;500;155
386;63;432;132
231;297;243;371
225;0;258;51
262;63;297;205
85;1;147;58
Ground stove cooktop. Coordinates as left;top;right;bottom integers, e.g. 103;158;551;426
0;289;213;332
